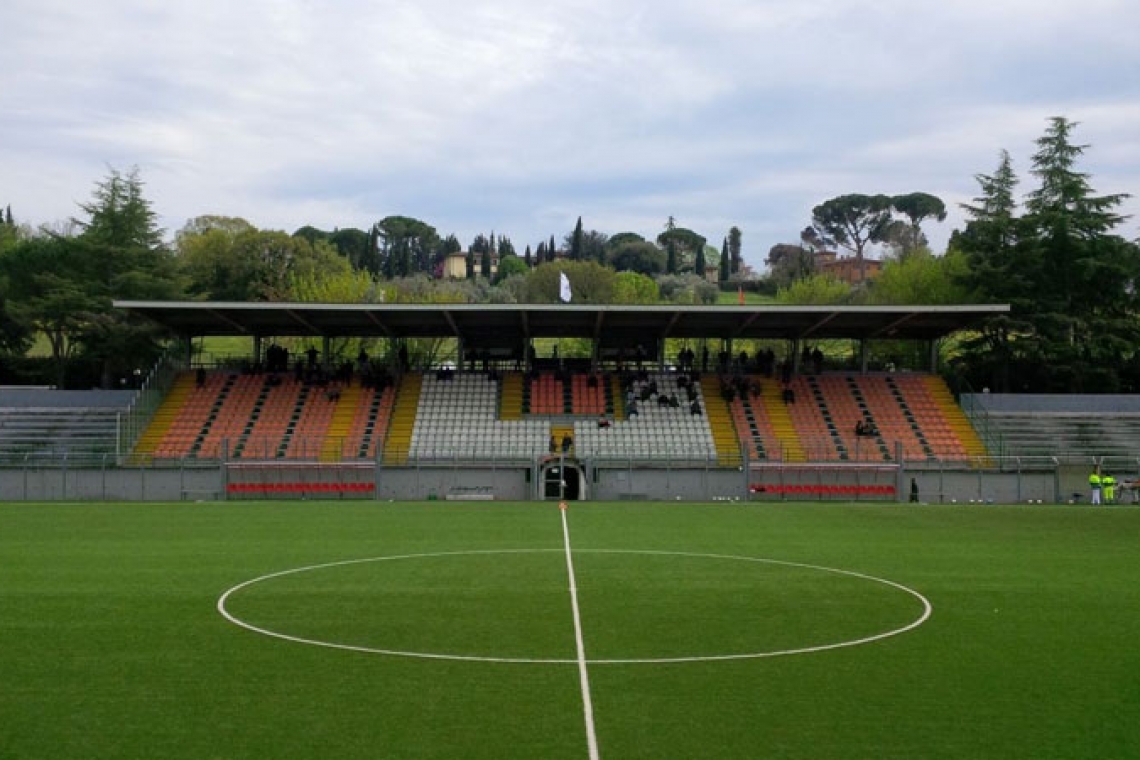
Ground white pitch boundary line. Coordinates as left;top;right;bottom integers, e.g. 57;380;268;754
560;506;601;760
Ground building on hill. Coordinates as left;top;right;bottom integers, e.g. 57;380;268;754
813;251;882;284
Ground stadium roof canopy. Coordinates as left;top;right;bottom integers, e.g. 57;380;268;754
115;301;1008;349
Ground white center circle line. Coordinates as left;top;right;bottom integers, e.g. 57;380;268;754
217;549;933;665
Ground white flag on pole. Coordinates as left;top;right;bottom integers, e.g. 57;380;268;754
559;271;572;303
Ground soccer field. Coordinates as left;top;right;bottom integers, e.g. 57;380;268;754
3;500;1140;759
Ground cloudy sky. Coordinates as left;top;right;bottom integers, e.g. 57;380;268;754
3;0;1139;268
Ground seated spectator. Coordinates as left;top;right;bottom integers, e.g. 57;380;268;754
627;399;639;416
690;400;702;416
587;374;598;389
782;386;795;404
549;435;557;453
668;394;681;409
657;394;671;407
597;415;611;429
561;435;573;453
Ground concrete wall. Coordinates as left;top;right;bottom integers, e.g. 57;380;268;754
0;460;1120;505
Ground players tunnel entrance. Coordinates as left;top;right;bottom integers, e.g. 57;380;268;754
542;463;585;501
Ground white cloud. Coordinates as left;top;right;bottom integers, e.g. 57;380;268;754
2;0;1139;264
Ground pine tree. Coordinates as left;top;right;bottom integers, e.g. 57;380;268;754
694;243;707;281
666;240;677;275
953;119;1140;392
719;237;730;283
524;245;532;268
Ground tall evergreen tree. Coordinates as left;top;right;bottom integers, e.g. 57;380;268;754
719;237;730;283
549;235;557;261
953;119;1140;392
1020;117;1137;388
728;226;743;274
524;244;532;268
570;217;584;261
481;241;493;279
666;239;678;275
694;243;707;281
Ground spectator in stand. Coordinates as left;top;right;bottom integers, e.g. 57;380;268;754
690;399;702;416
597;415;611;429
627;398;639;417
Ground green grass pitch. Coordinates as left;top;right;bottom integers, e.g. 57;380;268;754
3;500;1140;759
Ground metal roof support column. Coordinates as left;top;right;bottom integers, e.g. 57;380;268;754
859;339;869;374
322;336;330;370
457;337;466;373
253;335;262;367
790;338;800;373
928;339;939;373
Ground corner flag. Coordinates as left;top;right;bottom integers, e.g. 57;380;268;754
559;271;572;303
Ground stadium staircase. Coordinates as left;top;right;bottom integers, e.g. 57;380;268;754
320;382;362;461
609;375;624;419
730;387;778;461
194;374;256;459
839;376;895;461
550;424;575;455
699;376;742;467
383;373;421;464
758;381;805;461
132;372;195;462
802;376;849;460
348;386;385;459
921;375;989;462
499;373;523;420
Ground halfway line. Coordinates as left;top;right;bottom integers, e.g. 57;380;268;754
560;506;601;760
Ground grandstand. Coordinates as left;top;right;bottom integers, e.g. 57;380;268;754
964;393;1140;459
0;389;133;463
7;367;1132;475
116;368;982;468
7;299;1135;502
